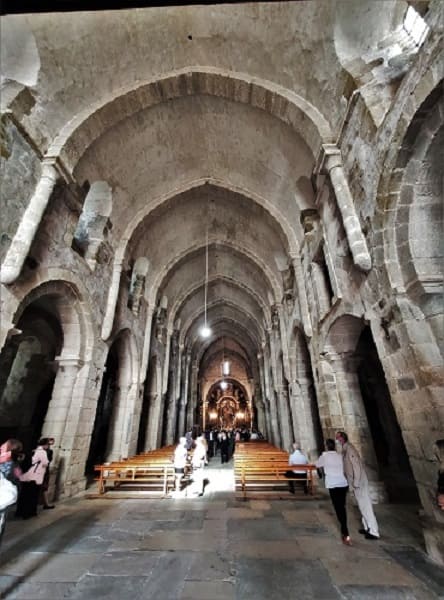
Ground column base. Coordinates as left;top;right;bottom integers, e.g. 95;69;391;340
421;514;444;566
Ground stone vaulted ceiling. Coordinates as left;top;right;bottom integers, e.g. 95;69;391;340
1;1;409;381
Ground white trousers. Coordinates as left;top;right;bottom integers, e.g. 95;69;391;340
190;466;204;495
353;478;379;537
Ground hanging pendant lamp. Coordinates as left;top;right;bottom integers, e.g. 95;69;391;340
200;218;212;339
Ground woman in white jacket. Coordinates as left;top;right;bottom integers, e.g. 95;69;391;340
16;438;50;519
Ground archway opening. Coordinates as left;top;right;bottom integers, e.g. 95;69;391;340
0;299;63;454
356;326;420;503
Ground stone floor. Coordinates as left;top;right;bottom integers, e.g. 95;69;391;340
1;462;443;599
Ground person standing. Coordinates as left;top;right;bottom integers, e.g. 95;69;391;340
0;439;23;544
220;432;229;464
336;431;380;540
285;442;309;494
316;439;351;545
172;437;188;495
41;437;55;509
16;438;50;519
190;436;207;496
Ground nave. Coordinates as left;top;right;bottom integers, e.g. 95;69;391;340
1;0;443;571
1;460;443;600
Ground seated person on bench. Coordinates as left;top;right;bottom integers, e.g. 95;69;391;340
285;442;309;494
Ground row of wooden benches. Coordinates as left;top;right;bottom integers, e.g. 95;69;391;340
92;441;318;500
93;446;177;496
234;442;317;500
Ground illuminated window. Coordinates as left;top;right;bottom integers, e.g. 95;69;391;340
403;6;429;48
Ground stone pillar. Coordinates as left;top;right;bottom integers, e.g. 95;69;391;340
256;402;266;438
287;379;303;445
177;352;191;438
101;258;123;340
106;381;133;461
1;161;58;284
140;306;154;383
276;303;294;450
262;335;278;446
165;335;181;444
311;262;331;320
122;381;139;457
295;377;320;461
162;328;172;395
291;255;313;337
324;352;385;500
322;145;371;272
43;356;85;497
186;361;199;432
145;360;163;450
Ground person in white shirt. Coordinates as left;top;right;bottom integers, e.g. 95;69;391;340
190;436;207;496
316;438;351;546
173;437;188;493
285;442;309;494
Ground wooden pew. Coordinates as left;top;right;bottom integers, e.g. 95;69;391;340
93;447;176;496
234;442;317;500
235;462;317;500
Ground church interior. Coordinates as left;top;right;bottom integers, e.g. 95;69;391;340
0;1;443;597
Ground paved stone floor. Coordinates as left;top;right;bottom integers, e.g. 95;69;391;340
0;462;443;599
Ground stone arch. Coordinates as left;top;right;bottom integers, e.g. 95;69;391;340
46;67;333;171
322;314;382;484
0;268;97;357
167;273;271;335
102;178;292;340
383;84;443;350
323;313;366;355
0;278;94;460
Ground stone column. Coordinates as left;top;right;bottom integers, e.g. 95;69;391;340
186;361;199;432
291;255;313;337
287;379;303;446
101;257;123;340
296;376;320;461
140;306;154;383
323;145;371;272
1;161;58;284
145;360;163;450
177;352;191;438
43;356;85;497
263;340;280;446
165;335;181;444
256;402;266;438
310;262;331;320
325;352;385;500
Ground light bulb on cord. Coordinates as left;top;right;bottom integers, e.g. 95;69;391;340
200;223;211;339
220;380;228;391
200;324;212;338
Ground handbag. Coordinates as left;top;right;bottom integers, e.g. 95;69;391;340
0;472;18;511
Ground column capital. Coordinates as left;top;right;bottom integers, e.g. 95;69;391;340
55;356;85;371
315;143;342;174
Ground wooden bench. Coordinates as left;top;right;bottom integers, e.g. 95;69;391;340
94;460;175;496
234;458;317;500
